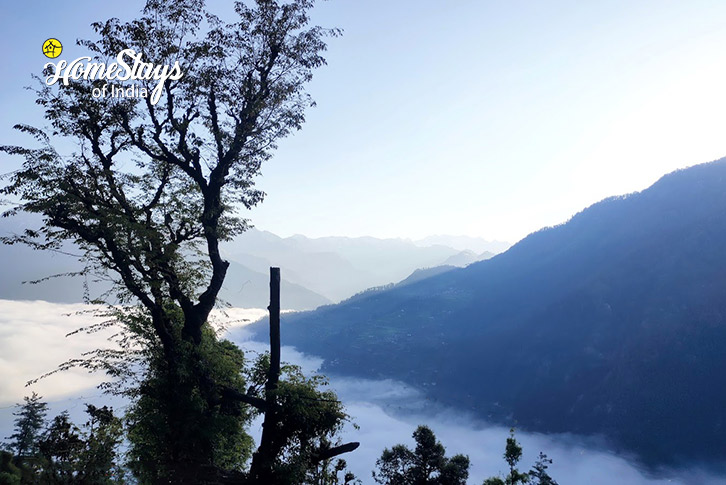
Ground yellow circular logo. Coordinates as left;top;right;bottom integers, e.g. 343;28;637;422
42;38;62;59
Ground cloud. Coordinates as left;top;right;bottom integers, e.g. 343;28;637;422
0;300;723;484
0;299;114;405
231;331;726;485
0;299;269;406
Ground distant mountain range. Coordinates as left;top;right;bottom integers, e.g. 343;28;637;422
259;159;726;467
0;215;505;309
413;235;510;254
221;231;504;302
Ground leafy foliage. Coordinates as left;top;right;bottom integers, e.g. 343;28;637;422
5;393;47;461
528;452;557;485
483;430;558;485
1;0;337;344
373;425;469;485
124;310;254;482
0;451;22;485
3;397;124;484
37;412;85;483
502;429;529;485
307;455;360;485
247;354;354;484
0;0;350;482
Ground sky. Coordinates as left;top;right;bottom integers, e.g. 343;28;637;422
2;1;726;243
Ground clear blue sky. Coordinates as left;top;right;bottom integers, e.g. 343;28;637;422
2;0;726;243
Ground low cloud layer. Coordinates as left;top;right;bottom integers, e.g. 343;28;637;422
0;299;113;405
232;326;726;485
1;300;724;484
0;299;268;406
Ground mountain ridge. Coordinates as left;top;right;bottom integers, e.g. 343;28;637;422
263;158;726;467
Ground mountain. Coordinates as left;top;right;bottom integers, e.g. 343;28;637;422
0;245;330;310
222;230;375;302
414;235;510;254
260;159;726;467
0;217;329;310
396;266;456;286
222;230;506;301
219;261;331;310
0;214;103;303
0;218;503;310
441;249;495;267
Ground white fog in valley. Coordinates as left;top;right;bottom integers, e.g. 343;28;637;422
0;300;723;485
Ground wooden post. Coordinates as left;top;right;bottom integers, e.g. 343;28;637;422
249;267;359;482
268;267;281;390
250;267;282;483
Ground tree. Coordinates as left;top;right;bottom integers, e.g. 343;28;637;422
4;401;125;484
484;429;558;485
0;451;22;485
305;445;361;485
482;428;529;485
373;444;415;485
37;412;85;483
528;452;557;485
439;454;471;485
6;393;48;464
75;405;125;484
25;405;125;484
1;0;354;482
503;428;529;485
373;425;469;485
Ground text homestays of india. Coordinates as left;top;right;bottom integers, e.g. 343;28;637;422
44;48;184;105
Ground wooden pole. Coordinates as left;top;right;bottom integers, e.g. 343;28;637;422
268;266;281;390
250;267;282;483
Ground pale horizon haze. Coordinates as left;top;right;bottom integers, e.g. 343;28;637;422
2;1;726;243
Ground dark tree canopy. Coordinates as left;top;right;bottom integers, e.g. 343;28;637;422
373;425;469;485
528;452;558;485
2;0;336;346
1;1;353;483
483;429;558;485
6;393;48;462
3;397;124;484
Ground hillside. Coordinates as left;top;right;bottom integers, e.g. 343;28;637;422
263;159;726;467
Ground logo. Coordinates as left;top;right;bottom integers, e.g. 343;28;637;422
42;38;62;59
43;48;183;105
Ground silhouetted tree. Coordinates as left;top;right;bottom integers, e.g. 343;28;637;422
34;406;124;484
483;428;528;485
373;425;469;485
373;444;415;485
484;429;558;485
74;405;125;484
4;400;126;484
5;392;47;476
528;452;557;485
307;451;361;485
0;0;353;482
503;428;529;484
37;412;85;483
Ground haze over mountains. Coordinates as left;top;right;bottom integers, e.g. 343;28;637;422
221;230;503;302
5;156;726;475
0;216;505;309
257;159;726;469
